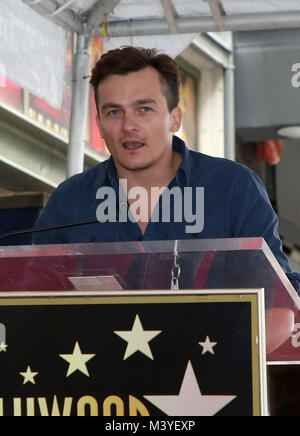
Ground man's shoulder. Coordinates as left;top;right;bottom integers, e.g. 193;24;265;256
55;159;110;193
188;150;254;179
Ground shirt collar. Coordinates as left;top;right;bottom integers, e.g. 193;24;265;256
106;157;120;191
172;135;191;187
96;135;191;188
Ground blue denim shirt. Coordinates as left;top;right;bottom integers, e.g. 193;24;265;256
33;136;300;294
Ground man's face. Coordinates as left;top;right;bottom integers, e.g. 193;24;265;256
96;66;182;175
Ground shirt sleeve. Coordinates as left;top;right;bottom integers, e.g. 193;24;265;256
33;187;68;245
232;165;300;295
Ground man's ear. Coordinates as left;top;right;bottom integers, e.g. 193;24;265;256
96;115;104;139
170;106;182;133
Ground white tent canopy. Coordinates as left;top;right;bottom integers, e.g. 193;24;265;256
15;0;300;176
22;0;300;34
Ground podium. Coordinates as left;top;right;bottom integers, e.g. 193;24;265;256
0;237;299;417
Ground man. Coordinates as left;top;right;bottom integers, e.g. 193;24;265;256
33;46;300;294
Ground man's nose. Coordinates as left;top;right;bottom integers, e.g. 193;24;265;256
122;112;139;131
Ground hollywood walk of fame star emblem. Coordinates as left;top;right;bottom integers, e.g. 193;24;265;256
144;361;237;416
59;341;95;377
114;314;162;360
0;294;261;416
199;336;218;355
19;366;39;385
0;342;8;352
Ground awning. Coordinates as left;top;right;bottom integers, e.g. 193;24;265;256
22;0;300;35
11;1;300;177
19;0;300;105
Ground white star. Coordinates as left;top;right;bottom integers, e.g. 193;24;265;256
114;314;162;360
0;342;7;352
20;366;39;385
144;361;236;416
199;336;217;355
59;341;95;377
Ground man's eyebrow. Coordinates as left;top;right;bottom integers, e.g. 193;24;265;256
134;98;157;105
101;99;157;111
100;102;122;111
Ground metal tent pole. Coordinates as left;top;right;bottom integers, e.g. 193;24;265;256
98;11;300;37
224;42;236;161
24;0;82;32
67;32;91;178
65;0;122;178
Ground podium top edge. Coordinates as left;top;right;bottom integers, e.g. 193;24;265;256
0;237;264;257
0;237;299;310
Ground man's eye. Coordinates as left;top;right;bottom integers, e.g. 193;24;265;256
108;109;120;116
140;106;152;113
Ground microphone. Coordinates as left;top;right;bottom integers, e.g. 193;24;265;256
0;218;99;241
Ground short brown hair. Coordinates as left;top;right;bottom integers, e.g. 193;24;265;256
90;46;181;113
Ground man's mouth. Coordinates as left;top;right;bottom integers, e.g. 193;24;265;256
123;141;145;150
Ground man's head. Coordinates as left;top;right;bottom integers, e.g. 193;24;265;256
90;46;182;179
90;46;181;114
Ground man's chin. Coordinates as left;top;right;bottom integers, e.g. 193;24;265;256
121;161;154;172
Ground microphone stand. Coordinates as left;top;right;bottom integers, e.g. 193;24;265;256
0;219;99;241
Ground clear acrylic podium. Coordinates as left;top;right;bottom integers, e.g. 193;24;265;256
0;237;299;416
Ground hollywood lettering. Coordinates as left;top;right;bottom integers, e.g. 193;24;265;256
0;395;150;417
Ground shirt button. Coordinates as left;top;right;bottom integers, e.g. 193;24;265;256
120;202;127;211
